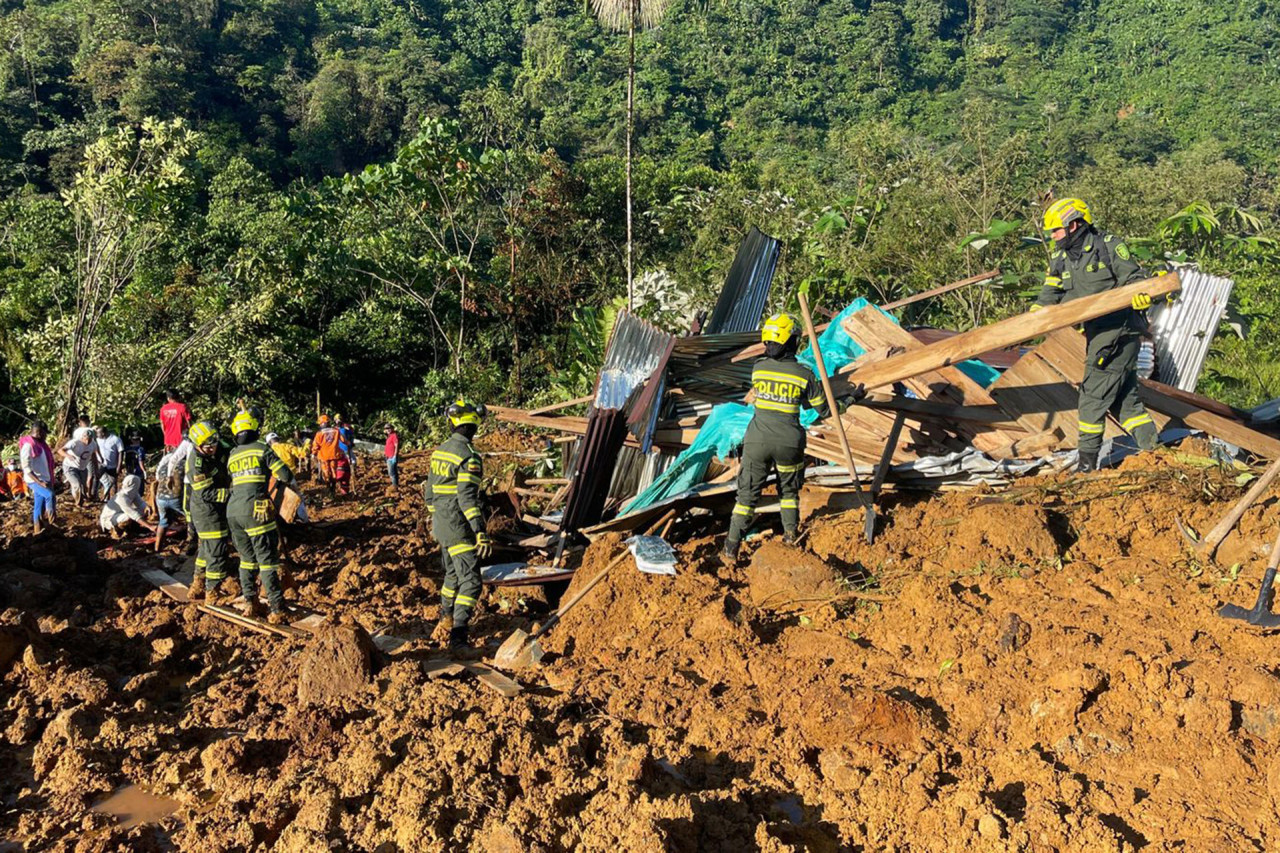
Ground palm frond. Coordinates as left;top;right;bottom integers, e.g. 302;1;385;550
590;0;669;32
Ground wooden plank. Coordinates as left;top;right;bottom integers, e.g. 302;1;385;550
834;274;1181;392
275;485;303;524
141;568;191;603
528;395;593;417
1137;388;1280;459
841;306;1019;454
464;662;523;698
989;349;1083;443
1034;329;1172;437
881;269;1001;310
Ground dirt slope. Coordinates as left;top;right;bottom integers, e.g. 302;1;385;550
3;445;1280;851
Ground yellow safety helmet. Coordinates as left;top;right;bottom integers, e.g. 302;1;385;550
1043;197;1093;234
761;313;798;346
231;410;260;435
447;399;487;428
189;420;218;448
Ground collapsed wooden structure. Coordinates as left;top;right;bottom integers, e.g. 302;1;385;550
492;250;1271;552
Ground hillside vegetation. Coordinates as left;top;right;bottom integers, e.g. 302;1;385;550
1;0;1278;433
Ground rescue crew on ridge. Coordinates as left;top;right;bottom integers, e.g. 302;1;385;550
1034;197;1159;473
226;408;298;624
721;313;861;562
425;399;491;649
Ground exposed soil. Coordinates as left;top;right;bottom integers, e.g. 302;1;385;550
3;443;1280;851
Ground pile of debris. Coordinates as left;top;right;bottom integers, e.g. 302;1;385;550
490;229;1270;571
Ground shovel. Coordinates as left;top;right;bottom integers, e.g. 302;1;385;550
494;509;676;670
797;291;874;542
1179;455;1280;563
1219;527;1280;628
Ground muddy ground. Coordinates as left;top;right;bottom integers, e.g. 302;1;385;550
3;438;1280;851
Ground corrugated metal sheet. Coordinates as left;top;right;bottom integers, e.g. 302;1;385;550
704;227;781;334
1149;266;1234;392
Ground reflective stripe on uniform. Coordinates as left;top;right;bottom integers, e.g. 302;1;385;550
195;557;207;568
1044;275;1064;289
259;563;279;574
456;472;475;483
240;561;259;571
244;522;277;536
1078;421;1105;435
754;370;807;386
448;542;476;556
441;586;456;599
732;503;754;517
776;462;804;473
456;594;477;607
198;529;228;540
191;479;214;491
433;485;458;494
780;499;799;509
233;475;267;484
755;400;800;414
808;395;825;408
1122;414;1154;431
432;451;463;465
268;460;288;475
463;507;482;520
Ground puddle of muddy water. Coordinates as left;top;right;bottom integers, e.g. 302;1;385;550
91;784;180;829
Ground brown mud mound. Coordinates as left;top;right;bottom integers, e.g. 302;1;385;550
744;539;843;609
296;621;377;706
7;454;1280;850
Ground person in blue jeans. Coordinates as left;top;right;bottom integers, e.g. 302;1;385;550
384;424;400;488
19;420;57;534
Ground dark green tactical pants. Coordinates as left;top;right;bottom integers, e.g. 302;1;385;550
228;512;284;612
191;508;231;582
1078;336;1158;459
726;440;805;547
433;514;481;628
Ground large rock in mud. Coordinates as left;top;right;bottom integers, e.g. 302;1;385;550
744;541;843;610
296;621;377;706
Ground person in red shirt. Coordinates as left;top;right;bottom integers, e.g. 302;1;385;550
384;424;400;488
159;390;193;452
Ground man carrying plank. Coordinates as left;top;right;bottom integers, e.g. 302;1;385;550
1035;197;1161;472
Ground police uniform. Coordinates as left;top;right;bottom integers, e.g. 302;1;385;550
725;354;829;553
425;432;486;632
1038;224;1158;466
227;437;296;614
187;435;232;590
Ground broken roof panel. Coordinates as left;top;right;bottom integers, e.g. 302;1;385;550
704;227;781;334
1149;266;1233;392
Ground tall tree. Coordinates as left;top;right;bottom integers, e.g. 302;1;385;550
57;117;197;435
590;0;669;310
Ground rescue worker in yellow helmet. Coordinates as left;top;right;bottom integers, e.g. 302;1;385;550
425;399;490;648
226;407;297;623
1036;198;1159;472
186;420;232;603
722;313;860;562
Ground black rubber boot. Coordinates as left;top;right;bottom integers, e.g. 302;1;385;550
448;626;469;649
1077;450;1099;474
720;539;740;565
782;528;799;545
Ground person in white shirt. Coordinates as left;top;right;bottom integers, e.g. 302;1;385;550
95;425;125;500
99;474;156;537
59;428;99;506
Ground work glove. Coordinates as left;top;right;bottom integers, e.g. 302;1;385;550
475;531;492;559
1131;292;1152;311
836;383;868;410
253;499;270;523
1029;304;1044;313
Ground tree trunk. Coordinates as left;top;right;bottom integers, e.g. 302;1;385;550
626;8;635;311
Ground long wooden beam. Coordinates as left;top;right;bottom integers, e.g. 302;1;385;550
881;269;1001;310
833;274;1181;392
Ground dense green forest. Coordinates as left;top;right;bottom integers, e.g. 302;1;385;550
1;0;1278;437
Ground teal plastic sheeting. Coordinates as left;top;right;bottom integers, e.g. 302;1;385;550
619;299;997;514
